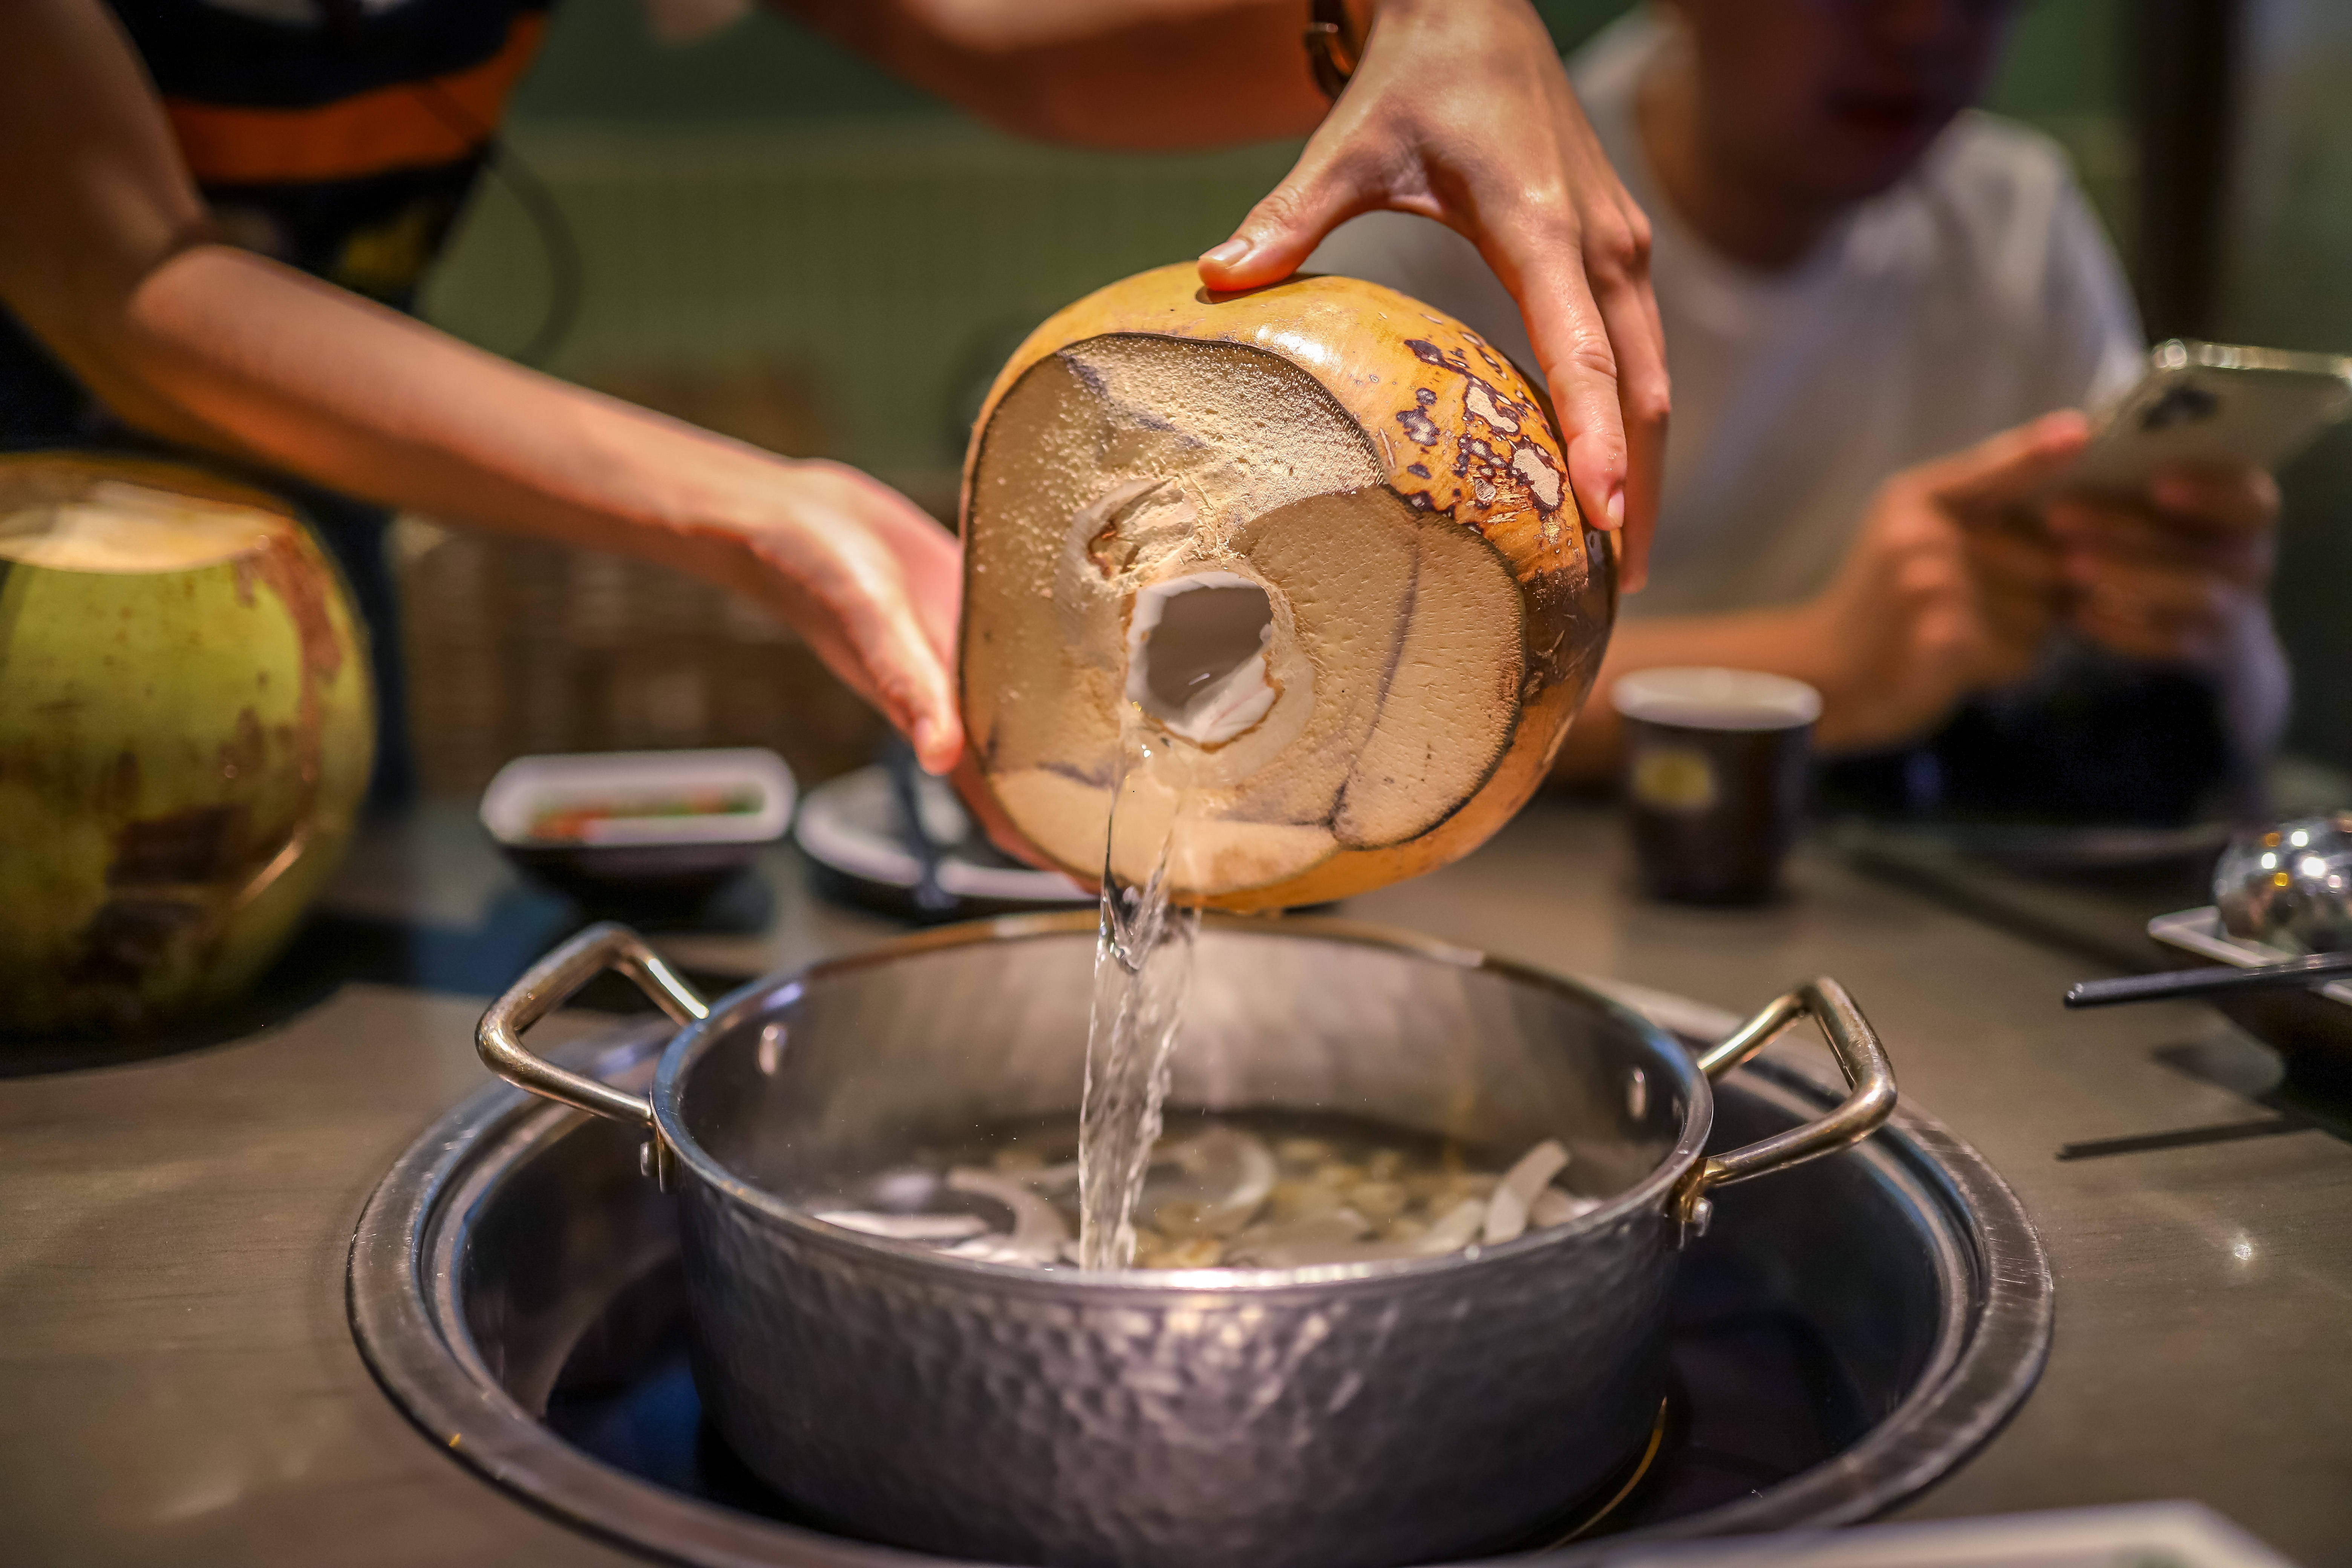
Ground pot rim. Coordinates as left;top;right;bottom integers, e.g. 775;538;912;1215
646;910;1716;1295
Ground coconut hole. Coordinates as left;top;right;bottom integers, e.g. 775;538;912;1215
1125;573;1277;746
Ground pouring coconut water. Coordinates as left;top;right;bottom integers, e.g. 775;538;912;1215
831;265;1625;1267
467;276;1908;1563
955;264;1614;913
893;265;1622;1268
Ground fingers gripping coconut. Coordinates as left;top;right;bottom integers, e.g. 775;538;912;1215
959;266;1616;910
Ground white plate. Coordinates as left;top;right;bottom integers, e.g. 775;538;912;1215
2147;905;2352;1012
481;749;796;848
1611;1501;2291;1568
793;766;1090;907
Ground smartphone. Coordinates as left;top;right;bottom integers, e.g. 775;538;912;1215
2067;338;2352;495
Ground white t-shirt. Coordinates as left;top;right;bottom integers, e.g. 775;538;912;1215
1307;9;2146;617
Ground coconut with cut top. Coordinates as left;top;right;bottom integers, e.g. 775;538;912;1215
958;266;1616;909
0;454;374;1032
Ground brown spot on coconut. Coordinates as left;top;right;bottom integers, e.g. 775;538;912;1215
958;266;1616;910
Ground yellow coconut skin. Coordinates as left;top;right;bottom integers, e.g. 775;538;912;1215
0;454;375;1034
959;265;1616;909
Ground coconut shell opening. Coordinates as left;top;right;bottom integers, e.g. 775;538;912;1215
1125;573;1276;746
0;479;280;573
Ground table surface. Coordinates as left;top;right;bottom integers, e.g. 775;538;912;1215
4;800;2347;1567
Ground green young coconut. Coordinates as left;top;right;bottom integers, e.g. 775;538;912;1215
0;454;375;1035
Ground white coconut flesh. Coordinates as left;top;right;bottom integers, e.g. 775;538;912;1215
0;481;277;573
965;333;1527;897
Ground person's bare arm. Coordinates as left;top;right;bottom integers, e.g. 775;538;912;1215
788;0;1668;587
777;0;1328;149
1553;414;2090;779
0;0;963;770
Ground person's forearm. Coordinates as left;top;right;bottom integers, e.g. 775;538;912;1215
777;0;1337;148
0;0;955;764
62;243;785;588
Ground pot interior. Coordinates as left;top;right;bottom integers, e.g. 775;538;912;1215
665;918;1700;1233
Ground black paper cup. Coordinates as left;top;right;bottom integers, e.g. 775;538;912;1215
1611;668;1823;906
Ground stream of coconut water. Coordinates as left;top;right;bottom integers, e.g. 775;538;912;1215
815;699;1599;1265
1076;712;1200;1271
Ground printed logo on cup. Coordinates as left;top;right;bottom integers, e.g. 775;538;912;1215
1631;745;1717;812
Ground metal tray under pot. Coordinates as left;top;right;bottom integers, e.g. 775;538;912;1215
445;915;1976;1568
353;962;2052;1568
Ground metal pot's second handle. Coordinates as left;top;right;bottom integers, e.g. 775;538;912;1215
478;922;710;1179
1670;978;1897;1240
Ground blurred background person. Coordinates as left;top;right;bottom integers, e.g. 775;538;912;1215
1315;0;2287;825
0;0;1665;802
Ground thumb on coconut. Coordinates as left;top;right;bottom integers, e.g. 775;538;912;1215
1198;135;1371;293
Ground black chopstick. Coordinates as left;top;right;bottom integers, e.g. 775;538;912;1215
2065;949;2352;1008
884;740;956;914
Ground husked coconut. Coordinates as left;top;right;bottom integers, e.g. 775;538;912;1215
959;266;1615;908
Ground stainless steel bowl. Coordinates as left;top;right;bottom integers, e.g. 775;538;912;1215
2215;813;2352;954
478;915;1894;1568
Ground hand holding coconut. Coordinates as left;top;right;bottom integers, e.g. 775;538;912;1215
717;458;965;772
1198;0;1669;587
801;0;1668;585
959;267;1614;909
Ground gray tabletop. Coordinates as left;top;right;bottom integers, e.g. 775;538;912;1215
3;800;2346;1566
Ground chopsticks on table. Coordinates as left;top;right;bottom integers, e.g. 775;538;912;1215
2065;949;2352;1009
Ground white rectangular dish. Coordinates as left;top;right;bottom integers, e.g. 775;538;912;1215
2146;906;2352;1012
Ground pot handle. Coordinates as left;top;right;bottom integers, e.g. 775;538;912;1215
1669;978;1897;1239
477;921;709;1132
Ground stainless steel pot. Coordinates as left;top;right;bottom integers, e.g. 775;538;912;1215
478;913;1895;1568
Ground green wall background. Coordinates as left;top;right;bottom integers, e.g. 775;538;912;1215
427;0;2134;482
499;0;2123;132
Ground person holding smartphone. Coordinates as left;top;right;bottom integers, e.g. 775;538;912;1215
0;0;1666;799
1315;0;2289;822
